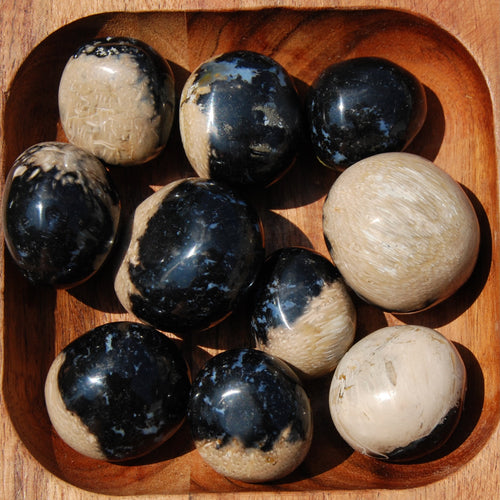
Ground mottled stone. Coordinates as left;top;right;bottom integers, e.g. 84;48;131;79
307;57;427;169
44;321;191;461
2;142;120;288
114;178;265;333
251;247;356;379
180;50;303;187
188;348;313;482
329;325;466;461
323;152;480;313
59;37;175;166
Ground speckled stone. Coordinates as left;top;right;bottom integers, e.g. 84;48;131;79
114;178;265;333
44;321;191;461
179;50;303;187
188;348;313;482
329;325;466;461
250;247;356;379
307;57;427;169
1;142;120;288
322;152;480;313
59;37;175;166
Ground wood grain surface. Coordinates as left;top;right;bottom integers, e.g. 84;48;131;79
1;1;499;499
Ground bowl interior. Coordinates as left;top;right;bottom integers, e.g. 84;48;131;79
2;8;499;496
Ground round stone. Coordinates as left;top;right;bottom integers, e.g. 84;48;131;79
114;177;265;333
329;325;466;461
250;247;356;379
58;36;175;166
188;348;313;482
44;321;191;461
307;57;427;169
2;141;120;288
179;50;303;187
322;152;480;313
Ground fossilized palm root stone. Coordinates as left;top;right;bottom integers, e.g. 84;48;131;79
307;57;427;169
179;50;303;187
58;37;175;166
329;325;466;461
44;322;191;462
250;247;356;379
114;177;265;334
323;152;480;313
188;348;313;482
2;141;120;288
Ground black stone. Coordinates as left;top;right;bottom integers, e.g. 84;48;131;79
307;57;427;169
127;178;265;333
2;142;120;287
250;247;341;344
182;50;303;186
57;321;191;461
188;348;311;452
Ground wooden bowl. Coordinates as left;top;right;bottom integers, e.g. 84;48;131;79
1;3;499;499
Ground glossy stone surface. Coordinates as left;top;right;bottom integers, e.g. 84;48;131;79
188;348;313;482
114;178;265;333
179;50;303;187
2;142;120;288
307;57;427;169
329;325;466;461
250;247;356;379
59;36;175;166
323;152;480;313
44;322;191;461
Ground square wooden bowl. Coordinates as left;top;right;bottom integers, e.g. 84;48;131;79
1;1;499;498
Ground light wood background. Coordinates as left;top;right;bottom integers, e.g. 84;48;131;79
1;0;499;498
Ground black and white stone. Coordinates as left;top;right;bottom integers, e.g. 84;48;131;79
114;177;265;333
323;152;480;313
179;50;303;187
187;348;313;482
307;57;427;169
250;247;356;379
59;37;175;166
44;322;191;461
329;325;466;461
1;141;120;287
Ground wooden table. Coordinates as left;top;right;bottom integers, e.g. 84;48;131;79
1;1;499;498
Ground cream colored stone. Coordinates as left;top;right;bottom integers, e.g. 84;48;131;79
323;152;480;312
329;325;466;459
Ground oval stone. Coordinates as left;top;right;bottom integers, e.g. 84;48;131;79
114;178;265;333
250;247;356;379
180;50;303;187
307;57;427;169
45;321;191;461
2;141;120;288
188;348;313;482
329;325;466;461
59;37;175;166
322;152;480;313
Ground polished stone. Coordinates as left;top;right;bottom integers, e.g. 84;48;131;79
307;57;427;169
180;50;303;187
322;152;480;313
187;348;313;482
2;142;120;288
114;178;265;333
59;36;175;166
250;247;356;379
329;325;466;461
44;321;191;461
